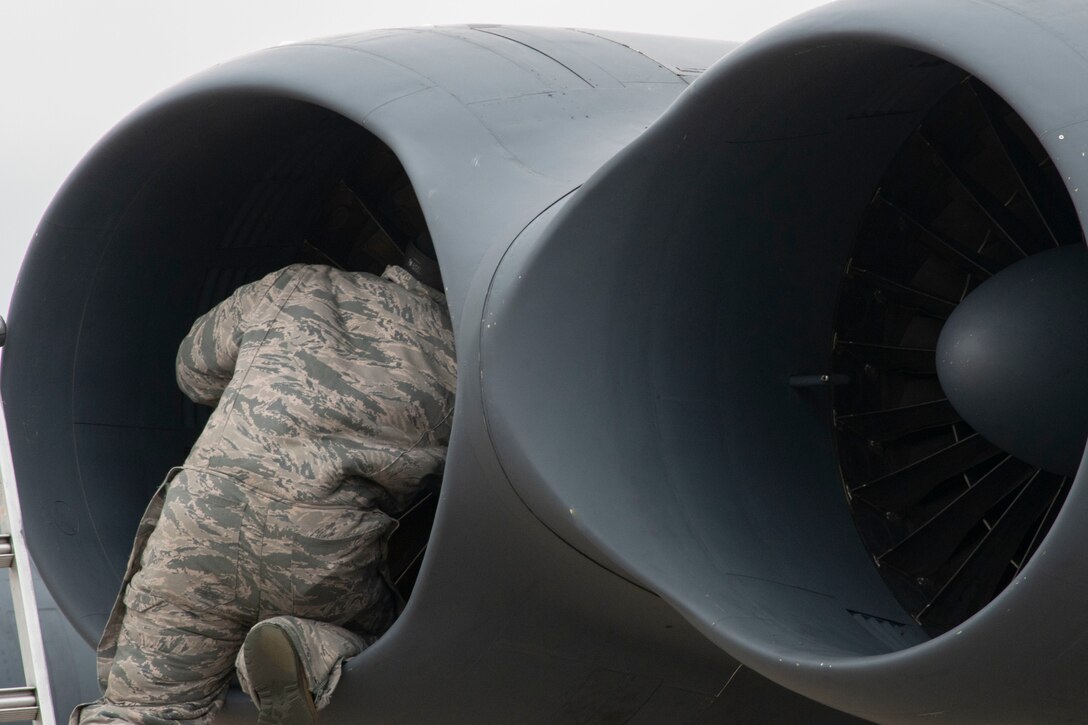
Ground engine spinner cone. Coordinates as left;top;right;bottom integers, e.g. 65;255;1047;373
936;244;1088;477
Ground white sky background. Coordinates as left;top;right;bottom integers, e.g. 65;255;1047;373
0;0;832;317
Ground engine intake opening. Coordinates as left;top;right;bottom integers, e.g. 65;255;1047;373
484;39;1085;672
3;92;433;643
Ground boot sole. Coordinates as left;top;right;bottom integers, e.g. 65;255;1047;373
244;624;318;725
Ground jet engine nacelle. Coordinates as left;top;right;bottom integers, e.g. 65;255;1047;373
5;2;1088;723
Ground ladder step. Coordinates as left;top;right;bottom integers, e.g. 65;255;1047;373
0;535;11;568
0;687;37;722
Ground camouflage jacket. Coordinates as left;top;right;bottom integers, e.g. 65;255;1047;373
93;264;456;690
176;263;457;511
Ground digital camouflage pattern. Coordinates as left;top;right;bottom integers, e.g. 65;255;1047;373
178;264;456;511
73;264;457;724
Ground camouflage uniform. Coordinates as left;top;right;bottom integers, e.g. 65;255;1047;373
73;264;457;723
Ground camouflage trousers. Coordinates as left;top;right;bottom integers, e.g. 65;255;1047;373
72;467;398;723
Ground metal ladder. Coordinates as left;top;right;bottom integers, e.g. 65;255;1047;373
0;318;56;723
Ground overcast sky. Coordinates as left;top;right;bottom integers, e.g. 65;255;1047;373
0;0;832;316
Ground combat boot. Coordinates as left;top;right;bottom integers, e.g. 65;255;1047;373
242;620;319;725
